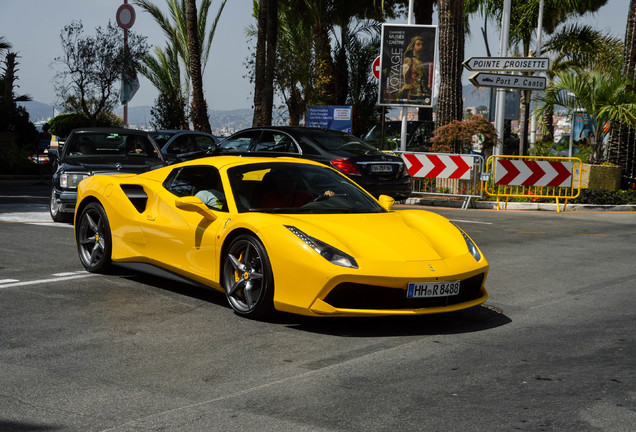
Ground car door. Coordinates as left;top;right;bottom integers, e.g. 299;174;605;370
140;165;228;283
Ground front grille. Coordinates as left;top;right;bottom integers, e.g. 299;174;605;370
323;273;485;310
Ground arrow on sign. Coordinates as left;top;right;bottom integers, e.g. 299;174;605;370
463;57;550;72
470;72;546;90
495;160;573;187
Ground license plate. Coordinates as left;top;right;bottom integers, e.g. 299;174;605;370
370;164;393;173
407;281;460;298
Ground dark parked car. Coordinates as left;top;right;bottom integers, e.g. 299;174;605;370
149;130;219;162
214;126;411;200
363;120;434;152
48;128;166;222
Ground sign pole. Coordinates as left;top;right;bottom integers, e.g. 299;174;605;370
494;0;511;155
400;0;415;152
123;0;128;126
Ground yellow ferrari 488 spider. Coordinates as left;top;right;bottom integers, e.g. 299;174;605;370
75;156;488;318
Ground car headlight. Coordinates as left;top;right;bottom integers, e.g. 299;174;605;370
286;225;358;269
60;172;89;189
451;222;482;262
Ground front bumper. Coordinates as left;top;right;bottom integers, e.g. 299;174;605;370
53;189;78;213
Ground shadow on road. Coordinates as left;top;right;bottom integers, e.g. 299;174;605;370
112;265;510;337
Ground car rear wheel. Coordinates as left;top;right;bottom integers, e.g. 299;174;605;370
76;202;112;273
222;234;274;318
50;188;72;223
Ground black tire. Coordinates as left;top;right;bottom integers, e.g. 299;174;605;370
222;234;274;318
50;188;72;223
76;202;112;273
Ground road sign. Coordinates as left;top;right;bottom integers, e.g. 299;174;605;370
402;154;473;180
372;56;380;80
116;3;136;29
463;57;550;72
469;72;546;91
495;159;573;187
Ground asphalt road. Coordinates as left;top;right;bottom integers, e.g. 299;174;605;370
1;186;635;431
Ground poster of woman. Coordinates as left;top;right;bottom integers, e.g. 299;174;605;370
378;24;437;107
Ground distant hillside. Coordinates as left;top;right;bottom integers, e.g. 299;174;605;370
21;86;494;132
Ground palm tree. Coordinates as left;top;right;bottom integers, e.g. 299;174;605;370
185;0;211;132
534;70;636;164
134;0;226;129
272;1;313;125
252;0;277;126
538;24;623;140
139;45;189;129
0;36;11;56
607;0;636;186
436;0;465;150
465;0;610;153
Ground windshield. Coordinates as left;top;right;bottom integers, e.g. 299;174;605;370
149;131;177;147
64;132;162;161
228;162;386;214
301;129;382;155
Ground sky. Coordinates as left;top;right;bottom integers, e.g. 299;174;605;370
0;0;630;111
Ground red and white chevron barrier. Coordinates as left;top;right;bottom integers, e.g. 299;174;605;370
495;159;573;187
402;153;474;180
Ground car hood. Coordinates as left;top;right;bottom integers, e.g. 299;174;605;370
60;157;165;174
258;210;470;262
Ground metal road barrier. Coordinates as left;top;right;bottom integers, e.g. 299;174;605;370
483;155;583;212
396;151;485;209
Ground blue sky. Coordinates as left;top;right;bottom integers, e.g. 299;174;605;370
0;0;629;110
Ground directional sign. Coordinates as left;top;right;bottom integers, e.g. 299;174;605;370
463;57;550;72
469;72;546;91
402;154;474;180
495;160;573;187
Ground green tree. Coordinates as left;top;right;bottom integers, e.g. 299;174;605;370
534;70;636;164
54;21;148;126
539;24;623;140
0;51;36;143
465;0;609;154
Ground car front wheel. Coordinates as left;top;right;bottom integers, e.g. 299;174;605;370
76;202;112;273
222;234;274;318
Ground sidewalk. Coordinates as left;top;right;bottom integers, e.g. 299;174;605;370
404;196;636;212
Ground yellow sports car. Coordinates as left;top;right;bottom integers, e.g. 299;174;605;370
75;156;488;318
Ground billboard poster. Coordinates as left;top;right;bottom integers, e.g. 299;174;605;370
378;24;437;108
306;105;352;133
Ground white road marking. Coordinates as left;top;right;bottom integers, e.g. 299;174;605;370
0;272;97;289
450;219;493;225
0;279;20;284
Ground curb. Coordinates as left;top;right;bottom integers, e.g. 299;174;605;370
403;197;636;212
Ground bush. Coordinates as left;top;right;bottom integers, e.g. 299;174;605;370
572;188;636;205
48;112;123;138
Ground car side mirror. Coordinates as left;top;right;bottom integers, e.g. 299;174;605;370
48;148;59;161
175;196;218;221
378;194;395;211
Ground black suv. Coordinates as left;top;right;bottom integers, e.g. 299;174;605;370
48;128;166;222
